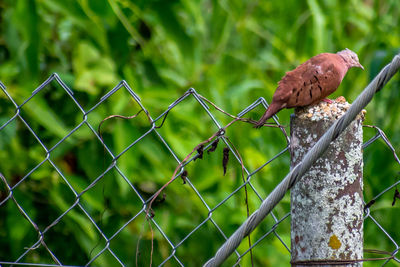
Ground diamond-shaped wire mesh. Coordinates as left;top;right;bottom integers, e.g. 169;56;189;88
0;74;399;266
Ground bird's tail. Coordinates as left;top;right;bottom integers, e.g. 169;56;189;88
253;104;281;128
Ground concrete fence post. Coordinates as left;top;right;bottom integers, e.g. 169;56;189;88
290;98;364;266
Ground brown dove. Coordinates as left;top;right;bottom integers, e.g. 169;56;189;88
254;48;363;128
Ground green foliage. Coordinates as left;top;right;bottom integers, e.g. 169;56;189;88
0;0;400;266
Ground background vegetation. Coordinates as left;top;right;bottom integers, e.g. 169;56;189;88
1;0;400;266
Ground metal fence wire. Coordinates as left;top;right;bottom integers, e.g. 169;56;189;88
0;61;400;266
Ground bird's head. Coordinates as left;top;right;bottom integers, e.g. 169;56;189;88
337;48;364;70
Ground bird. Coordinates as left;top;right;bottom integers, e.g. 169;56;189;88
254;48;364;128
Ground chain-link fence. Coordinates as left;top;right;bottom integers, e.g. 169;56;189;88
0;68;399;266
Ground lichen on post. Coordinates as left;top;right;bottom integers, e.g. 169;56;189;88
290;97;364;266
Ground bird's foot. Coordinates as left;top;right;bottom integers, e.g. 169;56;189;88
335;96;347;103
322;98;333;104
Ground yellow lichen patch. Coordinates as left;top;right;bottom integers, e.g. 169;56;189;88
328;234;342;250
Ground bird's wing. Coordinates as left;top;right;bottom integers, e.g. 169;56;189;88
273;53;343;108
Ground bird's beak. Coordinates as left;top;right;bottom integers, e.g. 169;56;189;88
358;63;364;70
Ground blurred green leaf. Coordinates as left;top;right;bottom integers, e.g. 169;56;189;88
1;0;400;265
0;117;16;149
